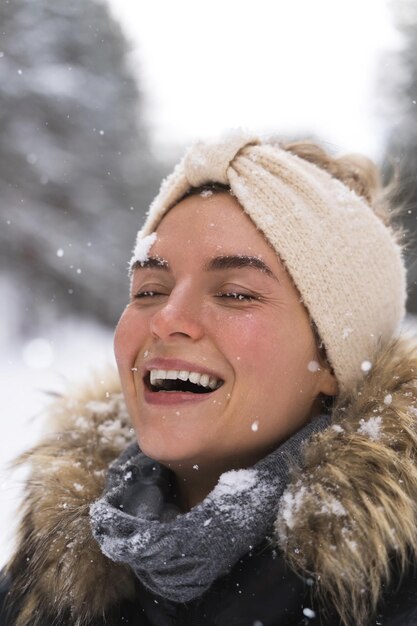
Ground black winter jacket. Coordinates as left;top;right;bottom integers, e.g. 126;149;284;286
3;548;417;625
2;547;417;625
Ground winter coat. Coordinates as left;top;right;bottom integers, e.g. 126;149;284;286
3;336;417;625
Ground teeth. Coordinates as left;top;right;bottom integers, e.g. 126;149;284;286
208;377;218;389
148;368;222;390
150;369;166;386
189;372;201;385
200;374;210;387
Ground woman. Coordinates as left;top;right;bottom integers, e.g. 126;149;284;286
2;131;417;626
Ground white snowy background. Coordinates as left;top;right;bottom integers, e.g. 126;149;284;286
1;0;415;568
107;0;401;159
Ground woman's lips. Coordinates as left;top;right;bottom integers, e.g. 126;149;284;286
143;386;220;405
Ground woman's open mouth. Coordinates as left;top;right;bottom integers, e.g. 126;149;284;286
143;369;224;405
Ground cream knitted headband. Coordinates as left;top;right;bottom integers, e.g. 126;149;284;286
134;131;407;392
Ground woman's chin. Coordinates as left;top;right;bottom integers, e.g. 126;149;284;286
135;431;203;467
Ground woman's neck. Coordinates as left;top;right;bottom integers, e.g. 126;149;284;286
167;449;272;512
173;468;218;511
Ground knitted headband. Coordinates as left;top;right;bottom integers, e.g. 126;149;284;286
134;131;407;392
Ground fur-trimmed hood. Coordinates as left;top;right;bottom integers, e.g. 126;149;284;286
5;334;417;626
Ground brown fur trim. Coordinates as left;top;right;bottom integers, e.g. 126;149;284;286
276;333;417;626
6;370;137;626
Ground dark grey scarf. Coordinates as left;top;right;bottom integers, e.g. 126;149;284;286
90;415;329;603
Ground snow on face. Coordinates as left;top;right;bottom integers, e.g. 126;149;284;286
129;231;157;270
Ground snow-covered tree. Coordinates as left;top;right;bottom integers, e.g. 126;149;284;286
381;0;417;311
0;0;165;333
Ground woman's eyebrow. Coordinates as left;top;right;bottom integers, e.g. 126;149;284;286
131;255;279;283
130;257;169;274
204;255;280;283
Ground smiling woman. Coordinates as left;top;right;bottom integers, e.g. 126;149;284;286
2;132;417;626
116;191;338;510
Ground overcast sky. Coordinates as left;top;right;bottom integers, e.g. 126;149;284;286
107;0;401;160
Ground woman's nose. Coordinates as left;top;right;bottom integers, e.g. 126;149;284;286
149;287;205;342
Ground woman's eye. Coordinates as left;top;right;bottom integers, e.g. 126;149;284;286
134;290;164;299
216;292;255;301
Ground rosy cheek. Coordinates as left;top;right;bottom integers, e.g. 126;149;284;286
114;311;141;367
213;311;272;357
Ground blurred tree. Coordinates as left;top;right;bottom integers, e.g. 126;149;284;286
0;0;166;335
381;0;417;311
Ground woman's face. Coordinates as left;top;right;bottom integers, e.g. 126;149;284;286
114;192;338;470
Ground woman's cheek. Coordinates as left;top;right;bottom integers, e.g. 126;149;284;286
114;308;142;367
214;310;270;356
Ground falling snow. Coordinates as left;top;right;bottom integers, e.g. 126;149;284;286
22;338;54;370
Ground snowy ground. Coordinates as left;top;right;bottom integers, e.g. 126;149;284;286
0;316;114;568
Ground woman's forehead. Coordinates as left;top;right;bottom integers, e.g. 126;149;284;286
154;192;278;258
